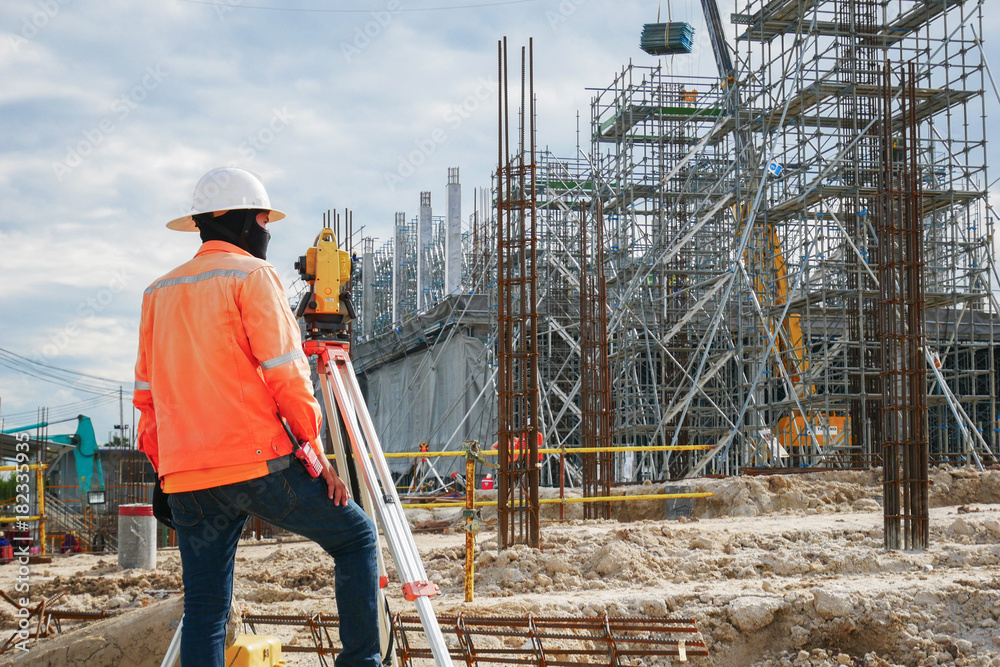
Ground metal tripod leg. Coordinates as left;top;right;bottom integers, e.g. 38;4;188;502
319;370;398;667
409;455;451;496
160;615;182;667
316;344;454;667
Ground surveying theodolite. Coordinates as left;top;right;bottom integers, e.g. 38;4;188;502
294;223;454;667
293;225;356;341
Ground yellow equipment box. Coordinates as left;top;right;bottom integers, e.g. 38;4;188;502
224;634;285;667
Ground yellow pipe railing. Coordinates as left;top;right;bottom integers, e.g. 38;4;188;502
0;464;48;472
403;491;712;510
0;464;48;555
380;444;711;459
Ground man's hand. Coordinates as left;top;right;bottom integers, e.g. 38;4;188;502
320;457;350;506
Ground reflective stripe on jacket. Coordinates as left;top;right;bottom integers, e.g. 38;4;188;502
133;241;321;477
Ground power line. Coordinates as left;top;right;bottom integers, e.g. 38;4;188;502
2;394;117;418
0;347;132;395
0;393;121;424
0;363;119;395
0;347;127;384
175;0;538;12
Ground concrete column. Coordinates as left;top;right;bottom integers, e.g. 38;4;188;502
362;248;375;336
418;192;432;310
446;167;462;296
392;212;406;323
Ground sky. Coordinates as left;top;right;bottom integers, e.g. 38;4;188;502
1;0;998;443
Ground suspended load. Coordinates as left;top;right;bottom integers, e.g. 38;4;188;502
640;22;695;56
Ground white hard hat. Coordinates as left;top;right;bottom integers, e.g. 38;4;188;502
167;166;286;232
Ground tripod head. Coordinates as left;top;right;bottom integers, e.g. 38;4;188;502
294;227;355;341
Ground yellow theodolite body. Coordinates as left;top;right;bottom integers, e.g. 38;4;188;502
295;228;352;319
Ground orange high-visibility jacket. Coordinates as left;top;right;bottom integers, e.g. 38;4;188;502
133;241;321;485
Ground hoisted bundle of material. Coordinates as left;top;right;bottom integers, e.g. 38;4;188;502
640;22;695;55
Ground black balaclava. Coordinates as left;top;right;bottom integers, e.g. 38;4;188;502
194;209;270;260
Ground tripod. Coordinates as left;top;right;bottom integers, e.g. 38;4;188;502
307;338;453;667
408;444;464;497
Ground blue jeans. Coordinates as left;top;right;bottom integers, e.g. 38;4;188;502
168;459;380;667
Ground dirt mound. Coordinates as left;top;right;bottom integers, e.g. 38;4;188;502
1;468;999;666
32;572;182;601
689;471;881;519
930;468;1000;507
684;468;1000;521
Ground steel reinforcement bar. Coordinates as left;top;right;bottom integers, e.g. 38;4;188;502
241;612;709;666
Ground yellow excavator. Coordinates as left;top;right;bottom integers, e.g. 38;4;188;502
699;0;847;461
747;216;848;457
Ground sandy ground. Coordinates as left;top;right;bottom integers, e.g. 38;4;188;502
0;467;998;666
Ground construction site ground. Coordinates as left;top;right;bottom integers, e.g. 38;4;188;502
1;467;999;667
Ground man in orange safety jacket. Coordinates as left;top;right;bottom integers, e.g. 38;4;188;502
133;166;378;667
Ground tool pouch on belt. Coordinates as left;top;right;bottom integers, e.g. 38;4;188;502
152;482;174;529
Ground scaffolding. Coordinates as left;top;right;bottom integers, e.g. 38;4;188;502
361;211;459;341
534;151;587;488
591;64;738;478
352;0;995;498
723;0;994;473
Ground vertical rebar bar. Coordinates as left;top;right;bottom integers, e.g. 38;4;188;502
496;37;540;548
581;200;612;518
878;61;929;551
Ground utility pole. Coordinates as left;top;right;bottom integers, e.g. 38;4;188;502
119;386;125;447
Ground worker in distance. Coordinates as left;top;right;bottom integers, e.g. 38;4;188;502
133;166;379;667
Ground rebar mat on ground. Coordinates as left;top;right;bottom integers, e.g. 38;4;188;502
242;612;709;666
